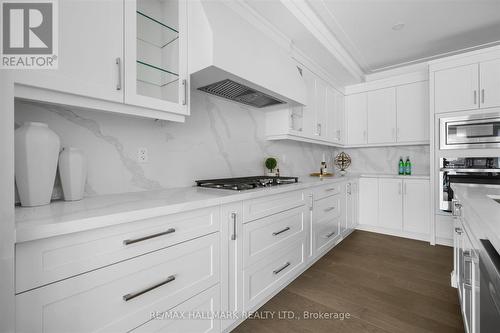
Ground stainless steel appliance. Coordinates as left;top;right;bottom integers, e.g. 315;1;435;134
439;157;500;211
440;112;500;149
479;239;500;331
195;176;298;191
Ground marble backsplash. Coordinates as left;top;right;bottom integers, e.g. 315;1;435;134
15;91;430;197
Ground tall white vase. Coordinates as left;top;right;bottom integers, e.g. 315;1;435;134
15;122;60;207
58;147;87;201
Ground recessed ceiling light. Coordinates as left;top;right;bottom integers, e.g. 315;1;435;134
392;23;405;31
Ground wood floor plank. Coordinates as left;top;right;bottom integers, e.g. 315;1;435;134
233;230;464;333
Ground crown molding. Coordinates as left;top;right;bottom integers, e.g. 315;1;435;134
226;0;349;92
279;0;364;82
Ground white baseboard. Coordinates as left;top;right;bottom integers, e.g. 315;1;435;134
355;224;430;243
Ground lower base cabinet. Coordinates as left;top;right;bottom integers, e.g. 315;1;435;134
358;177;430;239
16;233;220;333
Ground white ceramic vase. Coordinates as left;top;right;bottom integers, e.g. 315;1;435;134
58;147;87;201
15;122;60;207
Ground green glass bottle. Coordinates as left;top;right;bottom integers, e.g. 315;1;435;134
405;156;412;175
398;157;404;175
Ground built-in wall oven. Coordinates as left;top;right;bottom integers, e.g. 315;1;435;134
439;157;500;211
440;112;500;150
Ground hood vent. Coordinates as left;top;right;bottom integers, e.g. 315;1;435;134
198;79;286;108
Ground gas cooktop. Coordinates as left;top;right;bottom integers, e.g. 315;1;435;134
195;176;299;191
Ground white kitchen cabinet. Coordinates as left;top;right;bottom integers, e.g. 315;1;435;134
220;203;243;332
346;93;368;145
315;79;328;138
367;87;397;144
358;177;378;226
16;233;220;333
479;58;500;109
124;0;189;115
403;179;430;235
434;64;479;113
301;67;317;137
14;0;124;103
344;181;358;235
378;178;403;230
327;88;345;143
396;81;429;143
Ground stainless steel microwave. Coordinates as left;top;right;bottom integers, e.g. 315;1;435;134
440;112;500;149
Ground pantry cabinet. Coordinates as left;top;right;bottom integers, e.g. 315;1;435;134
346;93;368;145
367;87;397;144
13;0;124;103
434;58;500;113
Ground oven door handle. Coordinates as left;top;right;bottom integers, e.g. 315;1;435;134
440;168;500;173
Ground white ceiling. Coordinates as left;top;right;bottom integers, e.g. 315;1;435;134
307;0;500;73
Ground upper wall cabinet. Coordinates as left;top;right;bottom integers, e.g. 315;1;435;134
265;63;345;147
13;0;188;122
397;81;429;143
13;0;124;103
367;87;397;144
345;78;429;146
124;0;188;115
434;58;500;113
346;93;367;145
434;64;479;113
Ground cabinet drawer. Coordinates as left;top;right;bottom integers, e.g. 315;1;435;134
132;284;221;333
16;206;220;293
313;194;341;222
242;206;307;268
314;216;340;257
314;183;341;200
243;239;305;310
16;233;220;333
243;190;305;222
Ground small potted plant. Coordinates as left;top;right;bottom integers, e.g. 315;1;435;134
264;157;278;176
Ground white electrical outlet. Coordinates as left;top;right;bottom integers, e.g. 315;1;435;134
137;147;148;163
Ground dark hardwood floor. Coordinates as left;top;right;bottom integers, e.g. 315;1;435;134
234;230;464;333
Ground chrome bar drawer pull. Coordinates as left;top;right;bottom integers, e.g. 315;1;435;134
115;57;122;91
272;227;290;236
273;262;291;275
326;231;336;238
123;228;176;245
325;187;337;192
455;227;463;235
231;212;237;240
324;206;336;212
123;275;175;302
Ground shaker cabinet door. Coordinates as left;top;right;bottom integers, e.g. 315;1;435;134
378;178;403;231
397;81;429;143
434;64;479;113
367;87;397;144
14;0;124;103
403;179;430;235
479;58;500;109
346;93;368;145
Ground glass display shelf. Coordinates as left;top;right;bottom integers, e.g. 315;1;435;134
137;60;179;87
137;11;178;49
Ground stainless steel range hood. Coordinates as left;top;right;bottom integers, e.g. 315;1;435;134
188;0;306;108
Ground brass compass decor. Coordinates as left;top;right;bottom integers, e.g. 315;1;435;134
334;152;351;176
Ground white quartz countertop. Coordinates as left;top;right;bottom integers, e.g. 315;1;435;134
15;174;357;243
452;184;500;254
360;173;430;180
15;173;430;243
